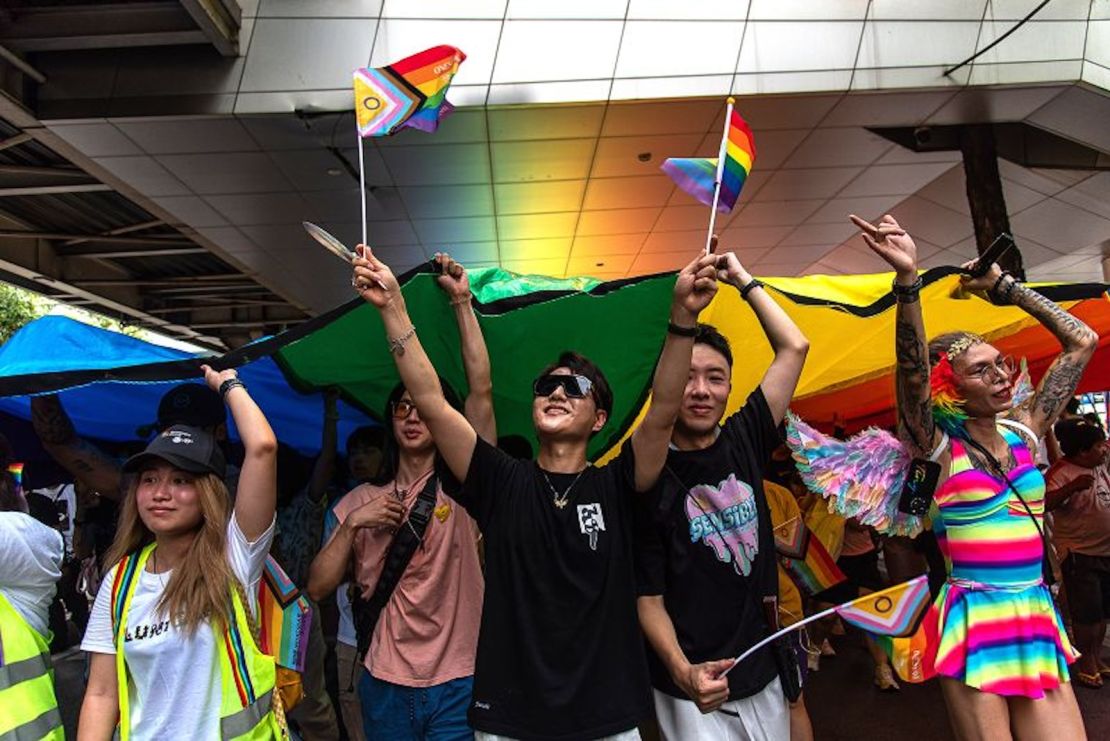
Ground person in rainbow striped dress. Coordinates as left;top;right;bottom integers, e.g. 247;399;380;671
853;213;1099;740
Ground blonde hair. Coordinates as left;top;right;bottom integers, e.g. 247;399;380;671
105;471;238;634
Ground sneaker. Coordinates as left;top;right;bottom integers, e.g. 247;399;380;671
874;664;900;692
807;652;820;672
820;639;836;657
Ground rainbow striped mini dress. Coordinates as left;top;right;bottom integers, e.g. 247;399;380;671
928;425;1078;698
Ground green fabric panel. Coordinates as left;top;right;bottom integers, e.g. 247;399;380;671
274;271;675;459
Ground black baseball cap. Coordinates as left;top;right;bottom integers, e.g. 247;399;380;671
157;383;226;430
123;425;227;479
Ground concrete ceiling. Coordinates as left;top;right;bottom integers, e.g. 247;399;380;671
0;0;1106;347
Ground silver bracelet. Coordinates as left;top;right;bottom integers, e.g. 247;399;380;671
388;326;417;356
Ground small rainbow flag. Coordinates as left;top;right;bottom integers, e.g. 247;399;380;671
661;102;756;214
6;462;23;494
256;556;312;673
354;45;466;137
835;575;932;637
778;526;846;597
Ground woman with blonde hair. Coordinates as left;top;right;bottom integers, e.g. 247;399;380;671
856;213;1098;740
78;365;281;740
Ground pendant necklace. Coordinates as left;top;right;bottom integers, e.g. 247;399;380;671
540;466;588;509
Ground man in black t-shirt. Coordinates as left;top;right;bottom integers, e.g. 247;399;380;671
351;245;721;741
635;252;809;740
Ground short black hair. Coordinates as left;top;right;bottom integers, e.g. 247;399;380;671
1065;398;1081;415
1055;418;1106;458
694;323;733;369
537;351;613;417
346;425;386;455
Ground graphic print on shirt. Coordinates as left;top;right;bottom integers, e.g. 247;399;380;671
577;503;606;551
124;618;172;642
686;474;759;576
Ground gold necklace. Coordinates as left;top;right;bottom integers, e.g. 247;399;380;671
540;467;588;509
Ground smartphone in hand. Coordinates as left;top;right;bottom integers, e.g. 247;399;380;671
966;233;1015;278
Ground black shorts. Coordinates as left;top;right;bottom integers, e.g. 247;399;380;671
814;550;884;605
1063;553;1110;624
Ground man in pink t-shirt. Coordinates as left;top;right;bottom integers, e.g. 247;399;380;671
308;255;493;740
1046;418;1110;687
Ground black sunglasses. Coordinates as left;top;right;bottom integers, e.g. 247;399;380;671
533;374;594;400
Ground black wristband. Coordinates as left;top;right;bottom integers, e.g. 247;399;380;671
892;275;922;304
219;378;245;398
667;321;698;337
739;278;764;300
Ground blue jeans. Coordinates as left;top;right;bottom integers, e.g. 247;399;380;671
358;673;474;741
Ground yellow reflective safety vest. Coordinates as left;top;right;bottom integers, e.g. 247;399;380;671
111;543;280;740
0;591;63;741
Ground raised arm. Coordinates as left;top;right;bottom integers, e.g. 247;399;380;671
851;214;939;457
434;253;497;444
716;252;809;424
30;395;124;498
352;246;477;483
983;268;1098;438
307;389;340;503
630;252;719;492
202;365;278;541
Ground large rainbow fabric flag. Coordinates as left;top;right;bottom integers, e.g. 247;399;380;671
354;45;466;137
661;104;756;214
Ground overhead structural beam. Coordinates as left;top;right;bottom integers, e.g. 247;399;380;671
0;255;223;348
69;274;250;287
63;219;164;246
0;133;32;152
0;43;46;83
0;2;210;52
144;300;291;314
62;246;207;259
0;230;194;247
0;164;92;178
0;183;111;196
177;0;240;57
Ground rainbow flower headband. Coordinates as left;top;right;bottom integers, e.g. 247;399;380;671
930;334;983;436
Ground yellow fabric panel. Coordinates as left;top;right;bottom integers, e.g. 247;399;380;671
596;271;1096;464
765;481;804;627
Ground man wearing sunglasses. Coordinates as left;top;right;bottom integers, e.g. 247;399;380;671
352;244;720;741
309;253;494;740
635;252;809;741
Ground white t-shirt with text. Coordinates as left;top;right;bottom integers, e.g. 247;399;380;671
0;511;64;636
82;515;274;741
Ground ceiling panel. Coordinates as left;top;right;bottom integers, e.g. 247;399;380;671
400;184;495;218
380;144;491;186
592;135;705;178
156;152;292;194
582;176;676;211
492;139;595;183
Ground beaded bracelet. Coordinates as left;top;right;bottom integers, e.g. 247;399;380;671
891;275;923;303
219;378;245;398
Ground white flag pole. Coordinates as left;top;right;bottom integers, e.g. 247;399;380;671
720;604;837;677
356;132;368;248
703;96;734;255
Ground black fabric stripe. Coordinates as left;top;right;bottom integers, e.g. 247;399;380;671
0;261;1104;397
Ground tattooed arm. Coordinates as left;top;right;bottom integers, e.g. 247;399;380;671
993;273;1098;437
851;214;939;456
30;395;124;498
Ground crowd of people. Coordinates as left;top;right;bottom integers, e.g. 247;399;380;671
0;214;1106;741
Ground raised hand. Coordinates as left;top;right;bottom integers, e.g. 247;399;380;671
957;258;1004;293
715;251;752;287
352;245;401;309
200;364;237;395
433;252;470;301
851;214;917;277
674;252;720;320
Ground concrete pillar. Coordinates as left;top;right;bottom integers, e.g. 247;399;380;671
960;125;1025;278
